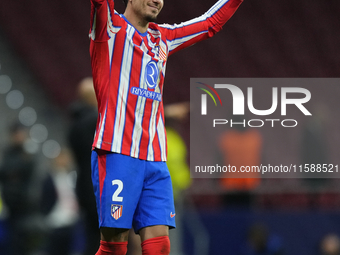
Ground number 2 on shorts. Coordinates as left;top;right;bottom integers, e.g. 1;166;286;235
112;180;123;202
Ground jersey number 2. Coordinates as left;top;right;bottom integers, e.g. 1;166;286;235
112;180;123;202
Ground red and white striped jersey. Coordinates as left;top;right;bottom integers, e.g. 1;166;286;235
89;0;243;161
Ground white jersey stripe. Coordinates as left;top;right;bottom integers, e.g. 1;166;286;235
157;116;167;161
207;0;230;17
108;36;115;68
106;2;112;38
130;52;149;158
96;103;108;149
147;100;159;161
107;4;121;36
147;66;162;160
90;10;97;40
168;31;207;52
112;26;135;152
159;14;209;30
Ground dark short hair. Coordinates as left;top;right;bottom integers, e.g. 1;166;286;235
122;0;128;7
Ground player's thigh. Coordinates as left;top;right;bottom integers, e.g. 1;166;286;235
127;228;142;254
91;150;145;229
139;225;169;242
100;227;130;242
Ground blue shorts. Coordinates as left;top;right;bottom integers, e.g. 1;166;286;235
91;149;176;233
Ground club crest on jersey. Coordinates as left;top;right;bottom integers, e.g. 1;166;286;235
159;46;167;61
111;204;123;220
145;60;159;89
155;45;167;61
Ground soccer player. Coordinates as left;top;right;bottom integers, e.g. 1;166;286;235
89;0;243;254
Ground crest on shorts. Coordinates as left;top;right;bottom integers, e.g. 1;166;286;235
111;204;123;220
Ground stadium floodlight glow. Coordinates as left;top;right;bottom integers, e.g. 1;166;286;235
23;139;39;154
6;90;24;109
19;107;37;126
30;124;48;143
0;75;12;94
42;140;61;159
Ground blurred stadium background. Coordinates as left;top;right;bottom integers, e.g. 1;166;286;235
0;0;340;255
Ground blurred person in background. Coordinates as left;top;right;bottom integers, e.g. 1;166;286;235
164;102;191;201
218;115;263;208
0;122;38;255
44;148;79;255
320;234;340;255
0;149;8;253
164;102;191;255
68;77;100;254
300;103;330;188
240;223;284;255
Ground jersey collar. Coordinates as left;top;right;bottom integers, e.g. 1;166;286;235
122;15;148;37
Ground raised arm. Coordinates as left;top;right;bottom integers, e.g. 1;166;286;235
89;0;117;41
160;0;243;56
